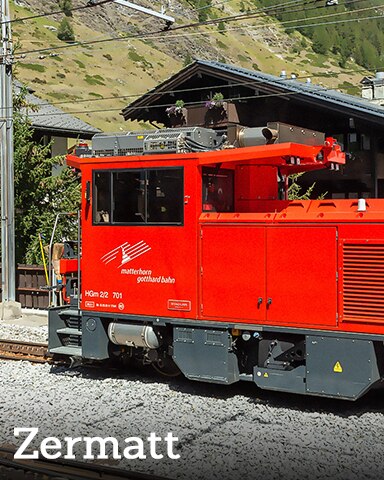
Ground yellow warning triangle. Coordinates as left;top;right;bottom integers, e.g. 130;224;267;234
333;361;343;373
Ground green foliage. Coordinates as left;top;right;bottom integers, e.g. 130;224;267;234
311;27;332;55
13;88;81;263
74;59;85;69
57;17;75;42
127;49;153;69
183;52;193;67
237;54;250;62
84;74;105;86
216;39;228;49
212;92;224;102
288;173;315;200
18;63;46;73
263;0;383;71
338;81;360;96
187;0;212;21
217;21;226;33
59;0;73;16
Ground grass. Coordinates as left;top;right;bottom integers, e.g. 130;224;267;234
338;82;360;96
18;63;46;73
216;39;228;49
74;59;86;69
46;91;81;102
84;74;106;86
237;54;250;62
128;49;153;69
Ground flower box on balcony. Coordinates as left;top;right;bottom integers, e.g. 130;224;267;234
185;102;240;127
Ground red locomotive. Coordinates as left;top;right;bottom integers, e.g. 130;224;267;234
49;123;384;400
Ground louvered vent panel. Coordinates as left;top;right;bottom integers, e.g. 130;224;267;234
343;243;384;323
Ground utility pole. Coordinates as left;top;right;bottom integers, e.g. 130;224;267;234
0;0;16;307
0;0;174;312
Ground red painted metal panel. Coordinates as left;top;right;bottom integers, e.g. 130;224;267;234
200;226;266;322
266;227;337;327
80;163;199;319
340;239;384;325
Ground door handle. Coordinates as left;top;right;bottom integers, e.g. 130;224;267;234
257;297;263;308
267;298;272;308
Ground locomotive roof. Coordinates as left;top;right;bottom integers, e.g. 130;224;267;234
67;141;344;176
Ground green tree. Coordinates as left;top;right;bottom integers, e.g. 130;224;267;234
311;27;332;55
14;88;81;263
217;21;226;34
183;52;193;66
59;0;73;16
288;173;315;200
288;173;326;200
57;18;75;42
359;39;379;69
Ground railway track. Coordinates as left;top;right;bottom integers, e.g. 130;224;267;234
0;339;50;363
0;446;171;479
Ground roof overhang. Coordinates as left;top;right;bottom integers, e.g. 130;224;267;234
122;60;384;128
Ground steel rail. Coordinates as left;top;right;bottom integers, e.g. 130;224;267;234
0;445;172;479
0;339;49;363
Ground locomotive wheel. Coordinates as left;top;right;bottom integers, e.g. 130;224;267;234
152;357;181;377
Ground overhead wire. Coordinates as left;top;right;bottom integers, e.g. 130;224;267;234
17;85;379;120
188;0;329;14
2;0;114;25
8;0;381;118
16;0;382;57
11;62;381;111
12;0;303;56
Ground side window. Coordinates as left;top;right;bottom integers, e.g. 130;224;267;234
202;167;234;212
113;171;145;223
93;168;183;225
94;171;111;223
147;169;183;224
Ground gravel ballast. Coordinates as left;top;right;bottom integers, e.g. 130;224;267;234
1;324;384;480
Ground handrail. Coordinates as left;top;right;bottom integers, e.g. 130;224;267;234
48;212;79;306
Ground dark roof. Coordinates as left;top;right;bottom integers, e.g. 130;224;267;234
15;82;101;139
122;60;384;126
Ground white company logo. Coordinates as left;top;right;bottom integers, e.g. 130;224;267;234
101;241;151;268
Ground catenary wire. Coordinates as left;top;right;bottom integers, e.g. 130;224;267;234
12;0;314;55
17;0;383;56
15;86;379;120
2;0;114;25
11;63;380;110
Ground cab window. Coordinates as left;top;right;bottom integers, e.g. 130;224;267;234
93;168;183;225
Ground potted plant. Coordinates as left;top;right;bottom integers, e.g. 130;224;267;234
165;99;186;126
205;92;224;110
204;92;229;125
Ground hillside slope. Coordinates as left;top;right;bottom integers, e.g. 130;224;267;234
12;0;374;133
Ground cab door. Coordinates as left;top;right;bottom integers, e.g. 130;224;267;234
200;225;266;323
265;226;338;327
